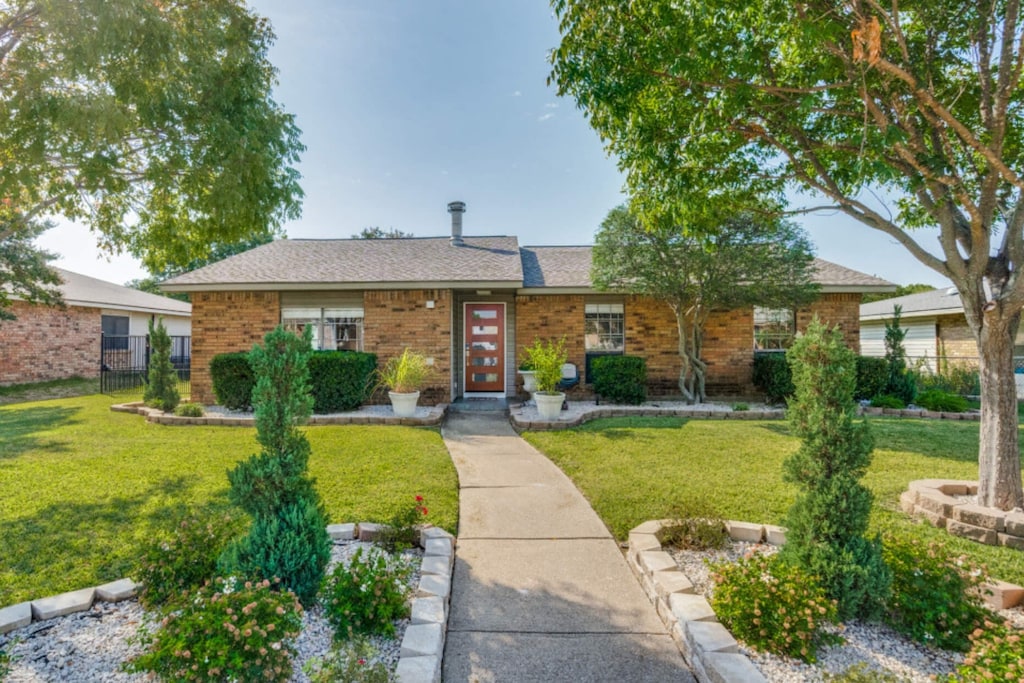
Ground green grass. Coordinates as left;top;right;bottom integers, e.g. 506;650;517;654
0;376;100;404
524;416;1024;586
0;394;458;606
964;398;1024;419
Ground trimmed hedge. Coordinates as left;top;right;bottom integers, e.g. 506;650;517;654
210;352;256;410
854;356;889;401
914;389;969;412
308;351;377;412
591;355;647;405
753;352;792;404
210;351;376;413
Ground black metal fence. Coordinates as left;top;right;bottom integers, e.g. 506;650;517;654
100;334;191;396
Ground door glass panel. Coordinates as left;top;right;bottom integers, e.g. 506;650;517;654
471;341;497;351
472;373;499;383
471;310;498;319
472;325;498;335
471;357;498;366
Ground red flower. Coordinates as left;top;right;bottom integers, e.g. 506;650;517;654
358;659;367;666
422;507;428;515
415;495;424;502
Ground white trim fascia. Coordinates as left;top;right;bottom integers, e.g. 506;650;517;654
861;306;963;322
819;285;896;293
64;300;191;316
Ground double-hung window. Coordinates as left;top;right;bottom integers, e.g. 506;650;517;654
585;303;625;352
753;307;796;350
282;307;364;351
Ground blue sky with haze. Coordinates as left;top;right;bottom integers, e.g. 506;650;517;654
37;1;950;289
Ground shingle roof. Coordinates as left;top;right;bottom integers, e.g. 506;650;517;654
860;287;959;320
520;247;893;290
161;237;523;289
53;268;191;316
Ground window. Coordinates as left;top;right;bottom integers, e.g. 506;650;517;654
753;307;795;350
101;314;130;350
282;307;364;351
585;303;625;352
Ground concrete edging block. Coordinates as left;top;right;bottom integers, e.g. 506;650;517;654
30;587;95;621
0;602;31;634
400;623;444;658
394;655;441;683
95;579;137;602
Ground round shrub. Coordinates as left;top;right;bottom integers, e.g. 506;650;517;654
883;535;991;651
710;552;841;663
135;513;241;609
854;356;888;401
127;576;303;683
591;355;647;404
323;547;413;640
752;352;792;403
869;394;905;409
174;402;204;417
913;389;969;413
308;351;377;412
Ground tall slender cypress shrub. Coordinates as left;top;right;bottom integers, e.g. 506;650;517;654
143;317;180;412
220;326;331;606
883;304;917;404
781;318;890;620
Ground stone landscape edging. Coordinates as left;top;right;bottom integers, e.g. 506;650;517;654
0;523;456;683
627;518;1024;683
111;401;448;427
510;404;980;431
901;479;1024;558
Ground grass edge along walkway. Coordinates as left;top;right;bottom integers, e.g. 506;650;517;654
0;393;458;606
523;416;1024;587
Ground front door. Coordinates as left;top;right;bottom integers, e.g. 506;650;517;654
465;303;505;392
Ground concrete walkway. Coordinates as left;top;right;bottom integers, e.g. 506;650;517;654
441;411;694;682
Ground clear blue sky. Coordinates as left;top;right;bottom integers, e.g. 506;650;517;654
37;1;951;289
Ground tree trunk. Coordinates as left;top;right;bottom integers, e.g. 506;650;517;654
675;311;697;403
672;304;707;404
976;317;1024;510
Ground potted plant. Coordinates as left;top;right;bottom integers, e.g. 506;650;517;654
379;348;433;417
523;337;568;420
518;359;538;396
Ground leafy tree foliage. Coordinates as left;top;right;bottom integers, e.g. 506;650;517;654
592;204;817;402
883;305;917;404
782;318;890;620
0;0;303;312
0;216;61;321
862;284;935;304
220;326;330;606
355;227;414;239
550;0;1024;509
144;317;180;412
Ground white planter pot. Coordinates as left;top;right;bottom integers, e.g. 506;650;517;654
534;392;565;420
388;390;421;418
519;370;538;395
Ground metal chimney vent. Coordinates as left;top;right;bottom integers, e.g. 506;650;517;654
448;201;466;245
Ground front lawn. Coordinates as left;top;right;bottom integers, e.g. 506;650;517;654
524;417;1024;586
0;394;458;606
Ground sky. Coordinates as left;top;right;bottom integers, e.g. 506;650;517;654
36;1;951;289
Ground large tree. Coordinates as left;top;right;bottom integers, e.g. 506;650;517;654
0;0;304;316
592;204;817;403
551;0;1024;509
0;216;61;320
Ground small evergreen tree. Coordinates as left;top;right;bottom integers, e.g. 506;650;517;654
883;305;916;404
143;317;180;412
220;326;331;606
781;318;890;620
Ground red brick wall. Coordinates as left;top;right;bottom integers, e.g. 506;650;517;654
797;293;862;352
514;295;587;395
190;291;281;404
0;301;100;384
363;290;452;404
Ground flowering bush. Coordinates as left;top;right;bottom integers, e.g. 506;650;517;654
135;513;241;609
953;619;1023;682
377;494;429;554
304;637;394;683
882;535;991;651
323;547;413;640
710;552;841;663
127;576;303;682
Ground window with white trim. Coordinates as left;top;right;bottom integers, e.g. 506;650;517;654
753;307;795;350
585;302;625;352
282;307;364;351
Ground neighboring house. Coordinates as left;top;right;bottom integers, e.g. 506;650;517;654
162;203;893;405
859;287;1009;371
0;268;191;385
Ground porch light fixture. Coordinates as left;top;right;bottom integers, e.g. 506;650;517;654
476;290;491;295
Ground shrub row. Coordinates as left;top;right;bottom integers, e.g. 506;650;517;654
591;355;647;404
210;350;377;412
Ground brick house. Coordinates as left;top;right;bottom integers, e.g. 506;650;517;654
0;268;191;385
163;203;892;405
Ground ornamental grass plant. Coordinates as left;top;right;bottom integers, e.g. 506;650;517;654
378;348;433;394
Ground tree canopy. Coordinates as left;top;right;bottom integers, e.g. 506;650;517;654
0;217;61;320
862;284;935;304
354;227;414;239
552;0;1024;509
0;0;304;316
592;204;817;402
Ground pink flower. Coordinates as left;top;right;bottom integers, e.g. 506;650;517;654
358;658;367;665
422;507;428;515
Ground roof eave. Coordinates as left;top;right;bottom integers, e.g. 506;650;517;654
819;284;896;294
861;306;960;321
161;280;525;293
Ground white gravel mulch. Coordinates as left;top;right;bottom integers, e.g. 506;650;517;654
669;540;1024;682
0;539;421;682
